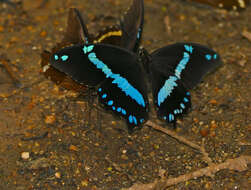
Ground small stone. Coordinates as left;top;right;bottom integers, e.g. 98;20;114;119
122;149;127;154
21;152;30;160
45;115;55;124
0;26;4;32
81;179;88;187
55;172;61;178
209;99;218;105
69;145;78;151
40;30;47;37
200;128;209;137
107;167;112;171
121;154;128;160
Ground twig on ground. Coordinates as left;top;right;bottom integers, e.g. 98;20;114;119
146;121;212;165
122;156;251;190
242;30;251;42
0;78;44;99
0;55;21;88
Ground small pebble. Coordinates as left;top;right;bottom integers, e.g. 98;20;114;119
55;172;61;178
45;115;56;124
21;152;30;160
69;145;78;151
122;149;127;154
200;129;209;137
81;179;88;187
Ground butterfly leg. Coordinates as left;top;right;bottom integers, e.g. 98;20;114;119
0;54;22;88
138;47;151;74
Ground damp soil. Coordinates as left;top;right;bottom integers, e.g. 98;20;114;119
0;0;250;189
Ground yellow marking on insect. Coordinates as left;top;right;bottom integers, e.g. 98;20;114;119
94;30;122;43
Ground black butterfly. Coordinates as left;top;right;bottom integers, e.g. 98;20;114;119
41;0;144;92
188;0;249;11
50;41;221;130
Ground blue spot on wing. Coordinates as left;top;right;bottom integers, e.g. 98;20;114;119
54;54;59;60
61;55;69;61
184;97;189;102
83;45;94;54
102;94;107;99
108;100;113;106
205;54;212;60
129;115;133;124
121;109;126;115
132;116;137;125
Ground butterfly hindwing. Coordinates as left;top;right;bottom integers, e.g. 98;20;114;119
150;64;191;124
93;26;122;46
98;76;148;130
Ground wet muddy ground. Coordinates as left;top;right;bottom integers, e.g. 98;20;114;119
0;0;250;189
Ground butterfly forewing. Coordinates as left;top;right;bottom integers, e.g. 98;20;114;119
42;0;145;91
62;8;90;45
151;43;221;90
120;0;144;52
50;43;149;129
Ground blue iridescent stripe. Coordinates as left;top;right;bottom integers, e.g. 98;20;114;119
158;44;193;107
158;76;178;106
175;52;190;79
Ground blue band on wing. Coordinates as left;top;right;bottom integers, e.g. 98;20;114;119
157;76;178;106
175;52;190;79
158;44;193;107
184;45;193;53
84;45;146;108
